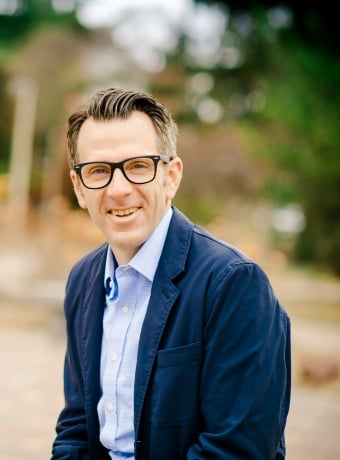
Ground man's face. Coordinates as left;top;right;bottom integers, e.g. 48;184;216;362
70;111;182;265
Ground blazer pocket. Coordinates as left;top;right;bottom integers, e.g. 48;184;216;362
151;342;202;427
157;342;202;367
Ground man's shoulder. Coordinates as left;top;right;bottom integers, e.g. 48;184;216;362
74;242;107;265
168;208;256;283
170;207;253;268
192;224;250;263
68;242;108;281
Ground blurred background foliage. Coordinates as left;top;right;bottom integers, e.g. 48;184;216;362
0;0;339;275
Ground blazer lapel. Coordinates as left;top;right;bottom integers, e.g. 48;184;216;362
134;208;193;435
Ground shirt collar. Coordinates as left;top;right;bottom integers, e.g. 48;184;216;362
104;207;173;291
130;207;173;281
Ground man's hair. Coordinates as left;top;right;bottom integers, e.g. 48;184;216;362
67;87;178;167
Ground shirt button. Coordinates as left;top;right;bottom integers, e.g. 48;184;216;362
122;305;129;313
107;403;114;412
111;353;118;362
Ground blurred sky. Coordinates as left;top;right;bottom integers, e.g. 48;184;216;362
75;0;195;28
74;0;227;72
71;0;289;76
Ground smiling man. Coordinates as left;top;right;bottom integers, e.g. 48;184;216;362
51;87;291;460
71;110;182;265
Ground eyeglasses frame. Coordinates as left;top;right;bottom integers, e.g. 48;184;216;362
73;154;171;189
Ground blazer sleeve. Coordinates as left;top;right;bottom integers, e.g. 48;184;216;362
51;271;90;460
51;352;90;460
187;261;291;459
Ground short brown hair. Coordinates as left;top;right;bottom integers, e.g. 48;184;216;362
67;88;178;167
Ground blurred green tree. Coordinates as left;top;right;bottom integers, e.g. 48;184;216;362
0;0;339;275
201;0;340;53
0;70;13;171
0;0;87;198
0;0;82;48
188;1;340;274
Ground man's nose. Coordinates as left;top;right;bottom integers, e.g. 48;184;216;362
106;166;133;194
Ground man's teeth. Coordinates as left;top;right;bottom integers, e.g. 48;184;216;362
110;208;138;217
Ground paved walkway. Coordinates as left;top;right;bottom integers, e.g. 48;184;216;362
287;387;340;459
0;298;340;459
0;322;64;460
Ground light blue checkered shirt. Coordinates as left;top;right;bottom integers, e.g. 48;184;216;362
97;207;173;460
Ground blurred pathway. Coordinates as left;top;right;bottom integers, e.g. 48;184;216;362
0;325;64;460
0;301;340;459
287;386;340;459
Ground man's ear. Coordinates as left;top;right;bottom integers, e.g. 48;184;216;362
166;157;183;200
70;169;88;209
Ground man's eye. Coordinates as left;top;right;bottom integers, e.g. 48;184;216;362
135;163;148;169
127;160;151;171
132;161;147;169
88;165;110;175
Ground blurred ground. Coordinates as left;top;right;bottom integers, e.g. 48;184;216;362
1;204;340;459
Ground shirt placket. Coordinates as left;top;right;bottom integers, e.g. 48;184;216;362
103;266;138;450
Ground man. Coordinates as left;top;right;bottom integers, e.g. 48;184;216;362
51;87;291;460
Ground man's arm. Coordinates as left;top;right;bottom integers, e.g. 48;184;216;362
51;265;90;460
188;262;291;459
51;346;89;460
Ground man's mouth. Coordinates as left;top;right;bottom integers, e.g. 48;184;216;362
109;207;139;217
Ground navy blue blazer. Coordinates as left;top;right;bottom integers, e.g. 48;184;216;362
52;207;291;460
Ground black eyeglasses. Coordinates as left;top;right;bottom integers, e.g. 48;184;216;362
73;155;171;189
